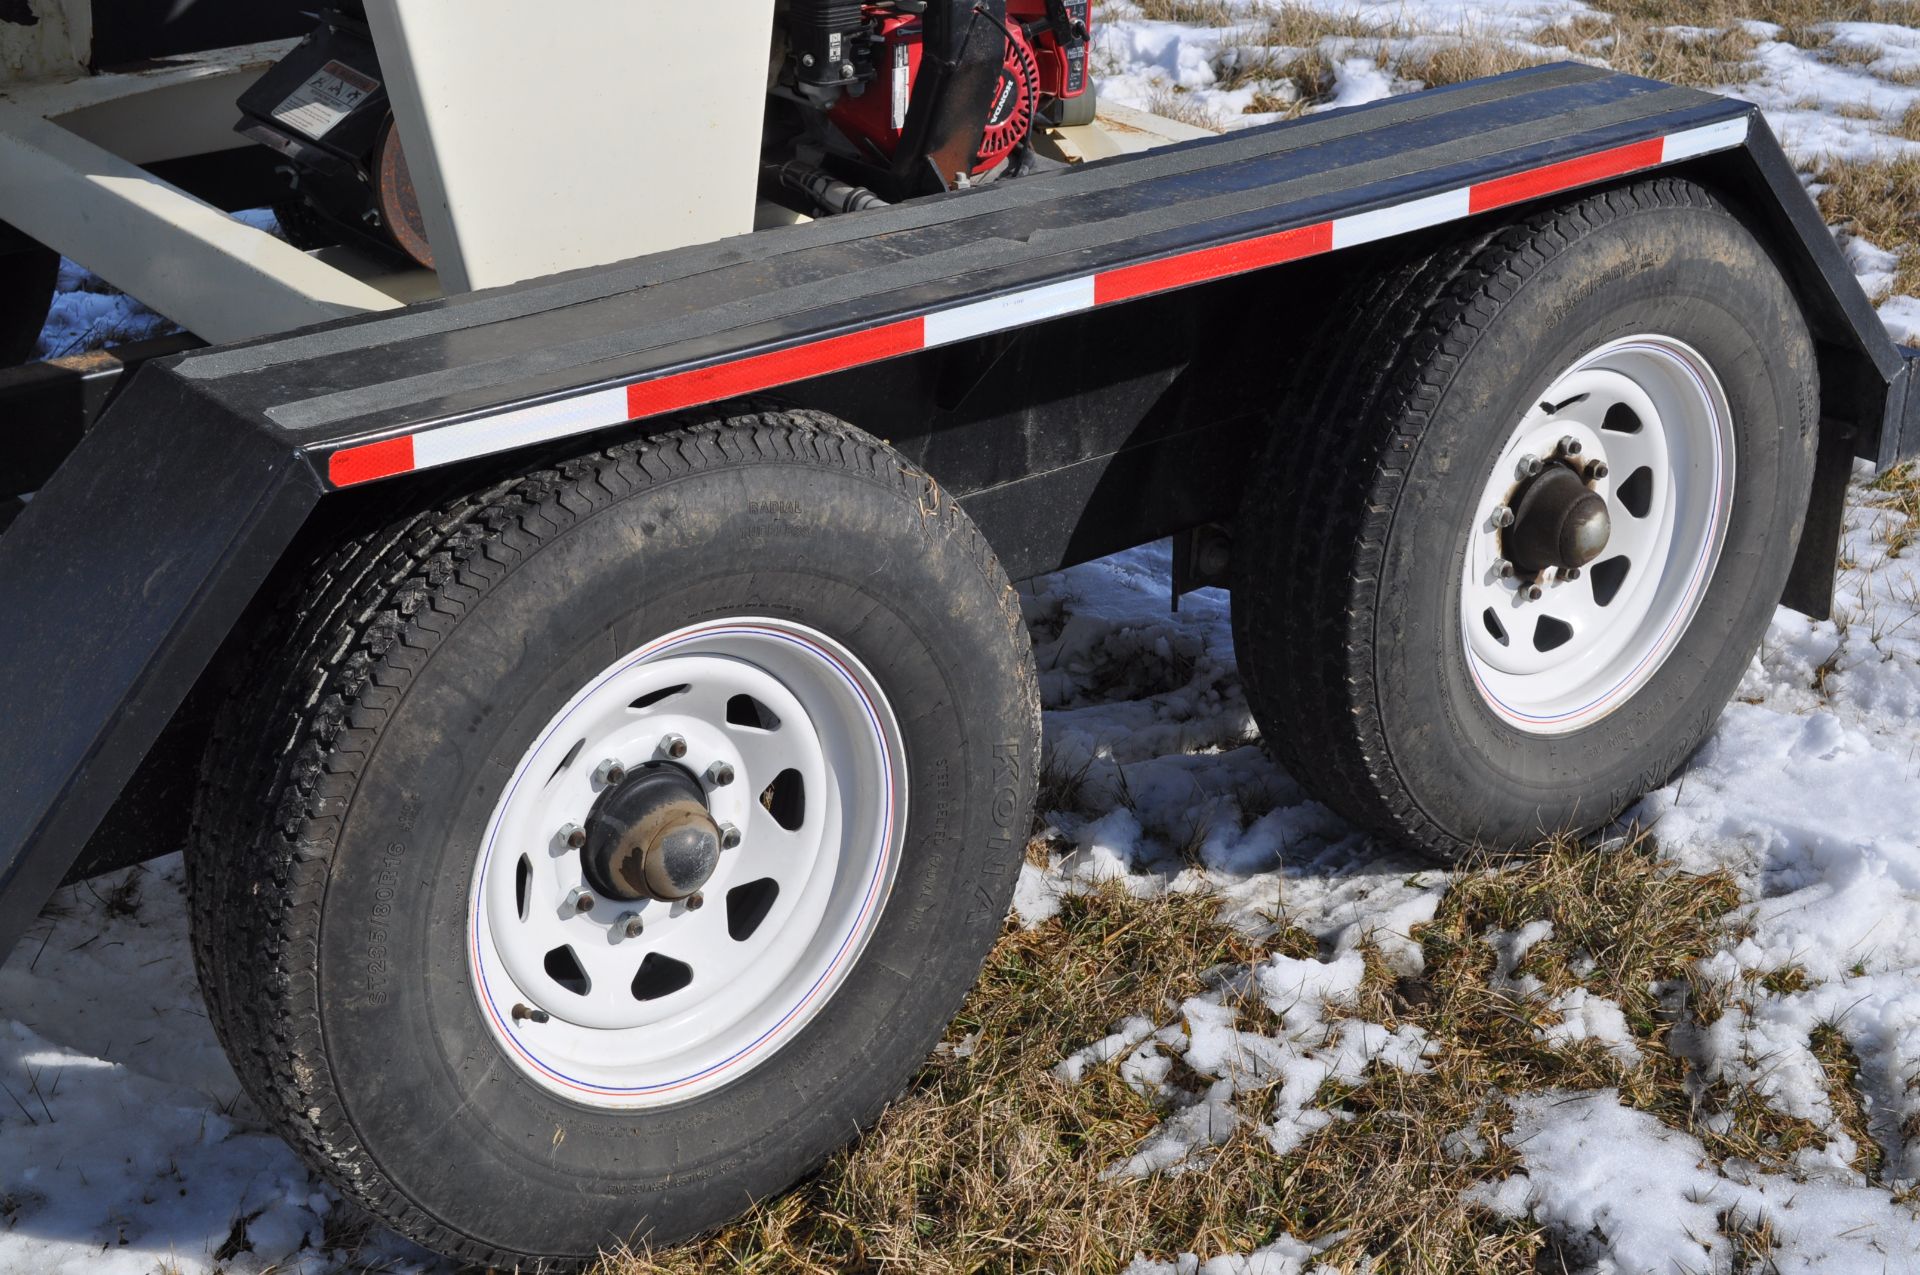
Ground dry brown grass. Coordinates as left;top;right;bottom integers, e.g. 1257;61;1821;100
1866;461;1920;558
590;833;1844;1274
1815;155;1920;298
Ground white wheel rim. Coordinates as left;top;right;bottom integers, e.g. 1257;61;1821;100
468;619;907;1108
1459;335;1735;736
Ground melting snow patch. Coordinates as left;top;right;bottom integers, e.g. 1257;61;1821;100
1485;1090;1920;1273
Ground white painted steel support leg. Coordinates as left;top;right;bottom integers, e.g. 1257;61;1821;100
0;100;400;344
363;0;777;293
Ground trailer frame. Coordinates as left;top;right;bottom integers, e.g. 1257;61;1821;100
1;61;1915;961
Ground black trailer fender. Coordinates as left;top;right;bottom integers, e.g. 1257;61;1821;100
1;62;1912;960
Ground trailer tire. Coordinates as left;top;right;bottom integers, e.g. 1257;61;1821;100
0;245;57;366
1231;178;1817;859
187;408;1039;1269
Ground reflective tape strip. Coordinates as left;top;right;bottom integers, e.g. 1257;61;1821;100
325;115;1749;487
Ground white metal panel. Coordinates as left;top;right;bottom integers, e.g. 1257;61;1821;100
0;0;90;86
0;100;400;343
363;0;777;293
25;39;295;164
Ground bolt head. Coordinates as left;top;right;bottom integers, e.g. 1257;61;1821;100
719;823;742;851
566;886;595;914
594;758;626;787
1490;505;1515;530
706;761;735;788
660;733;688;760
560;822;586;850
1517;454;1544;479
685;892;705;911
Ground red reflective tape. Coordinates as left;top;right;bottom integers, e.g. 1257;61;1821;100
626;317;926;419
1469;138;1666;214
329;435;415;487
1094;221;1334;306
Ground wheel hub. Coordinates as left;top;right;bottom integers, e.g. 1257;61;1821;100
1504;463;1611;575
581;762;720;902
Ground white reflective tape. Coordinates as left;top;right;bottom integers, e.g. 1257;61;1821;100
1660;115;1750;163
1331;187;1473;249
922;276;1097;347
411;386;628;470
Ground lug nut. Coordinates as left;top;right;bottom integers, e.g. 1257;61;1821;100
1490;505;1515;530
566;886;595;914
511;1003;550;1024
1586;460;1609;481
559;822;586;850
619;912;644;940
1493;558;1516;580
706;761;735;787
1561;566;1582;582
1560;435;1583;456
685;892;706;911
1517;454;1544;479
660;733;688;760
1526;584;1544;601
718;823;742;851
594;758;626;786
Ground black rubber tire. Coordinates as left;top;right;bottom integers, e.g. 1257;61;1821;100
186;408;1040;1269
1231;178;1818;860
1;245;57;366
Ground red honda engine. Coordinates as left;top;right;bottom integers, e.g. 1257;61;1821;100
824;0;1089;180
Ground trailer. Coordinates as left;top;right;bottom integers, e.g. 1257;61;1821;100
1;1;1915;1266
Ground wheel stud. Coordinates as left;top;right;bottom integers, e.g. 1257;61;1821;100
685;892;706;911
706;761;735;787
718;823;742;851
567;886;595;913
511;1003;550;1024
1493;557;1516;580
619;912;644;940
594;758;626;787
1490;505;1515;530
660;733;688;760
1560;435;1582;456
1526;584;1544;601
1586;460;1609;481
559;822;586;850
1561;566;1582;582
1517;454;1544;479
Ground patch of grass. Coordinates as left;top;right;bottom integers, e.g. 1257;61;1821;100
1809;1021;1885;1177
1814;155;1920;299
603;834;1772;1273
1866;461;1920;559
1132;0;1241;23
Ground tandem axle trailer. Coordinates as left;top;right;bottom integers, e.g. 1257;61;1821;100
1;30;1914;1265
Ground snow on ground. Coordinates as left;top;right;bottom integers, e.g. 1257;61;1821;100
7;7;1920;1274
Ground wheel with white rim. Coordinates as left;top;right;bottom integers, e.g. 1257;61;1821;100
471;619;908;1105
1460;335;1735;736
187;409;1039;1269
1233;178;1817;859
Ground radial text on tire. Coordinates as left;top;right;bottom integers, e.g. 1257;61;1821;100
186;409;1041;1269
1231;178;1818;860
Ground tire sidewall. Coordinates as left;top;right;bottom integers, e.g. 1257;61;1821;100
310;451;1035;1259
1374;194;1817;845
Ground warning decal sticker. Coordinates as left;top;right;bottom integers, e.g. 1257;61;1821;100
272;60;380;141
